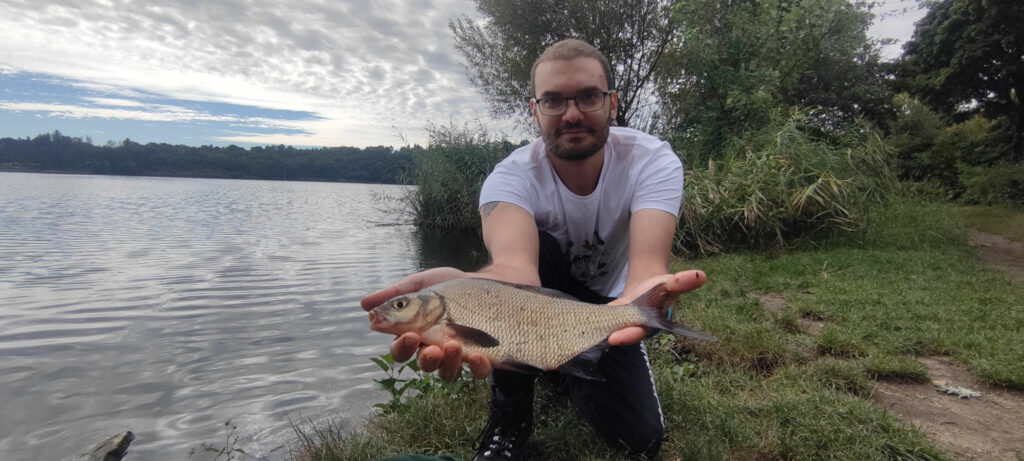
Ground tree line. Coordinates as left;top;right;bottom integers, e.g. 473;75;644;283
0;131;419;184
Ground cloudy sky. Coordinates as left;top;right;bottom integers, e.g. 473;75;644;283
0;0;926;148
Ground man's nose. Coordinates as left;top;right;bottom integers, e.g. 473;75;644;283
561;99;584;122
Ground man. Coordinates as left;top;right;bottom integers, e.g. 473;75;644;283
361;39;706;460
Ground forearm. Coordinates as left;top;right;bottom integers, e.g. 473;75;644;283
469;262;541;286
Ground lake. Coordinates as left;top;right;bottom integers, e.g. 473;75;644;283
0;172;484;460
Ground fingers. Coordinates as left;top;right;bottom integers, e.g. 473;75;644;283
667;270;706;295
361;268;467;311
361;277;423;311
389;333;421;362
396;337;492;381
608;326;647;346
437;341;463;381
417;340;477;381
466;353;493;380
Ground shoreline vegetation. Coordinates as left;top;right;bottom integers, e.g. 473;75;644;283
281;198;1024;461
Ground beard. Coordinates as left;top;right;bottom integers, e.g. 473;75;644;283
543;120;610;161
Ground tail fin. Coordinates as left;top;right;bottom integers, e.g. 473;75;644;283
634;283;716;341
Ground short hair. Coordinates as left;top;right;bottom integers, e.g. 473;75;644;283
530;39;613;97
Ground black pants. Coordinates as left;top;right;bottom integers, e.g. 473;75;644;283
488;232;666;457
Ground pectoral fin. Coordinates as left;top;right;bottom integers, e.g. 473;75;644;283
448;323;500;348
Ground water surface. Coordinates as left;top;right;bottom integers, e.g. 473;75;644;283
0;172;481;460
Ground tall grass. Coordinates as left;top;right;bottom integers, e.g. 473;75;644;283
404;122;517;232
676;109;899;256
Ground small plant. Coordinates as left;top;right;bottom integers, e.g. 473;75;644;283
188;420;246;460
370;353;442;413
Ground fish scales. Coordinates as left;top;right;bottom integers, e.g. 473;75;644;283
433;279;646;369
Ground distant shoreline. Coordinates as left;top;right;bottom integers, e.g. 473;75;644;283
0;166;409;186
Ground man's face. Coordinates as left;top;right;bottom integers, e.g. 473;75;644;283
532;57;618;162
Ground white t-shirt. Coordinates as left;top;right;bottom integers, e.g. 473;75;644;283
479;126;684;298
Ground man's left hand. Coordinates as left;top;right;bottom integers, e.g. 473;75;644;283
606;270;706;346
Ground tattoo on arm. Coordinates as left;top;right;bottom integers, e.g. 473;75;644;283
479;202;500;222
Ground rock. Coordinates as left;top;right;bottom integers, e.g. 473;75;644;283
75;431;134;461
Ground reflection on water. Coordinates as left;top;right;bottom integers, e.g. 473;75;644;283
415;227;488;272
0;172;481;460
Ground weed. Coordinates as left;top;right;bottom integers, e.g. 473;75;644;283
188;420;246;460
370;353;441;414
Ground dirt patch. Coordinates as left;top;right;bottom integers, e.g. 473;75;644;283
969;231;1024;282
872;357;1024;460
751;292;823;336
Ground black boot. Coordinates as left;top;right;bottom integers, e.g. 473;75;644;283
473;371;534;461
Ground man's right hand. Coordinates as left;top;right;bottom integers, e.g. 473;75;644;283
361;267;494;380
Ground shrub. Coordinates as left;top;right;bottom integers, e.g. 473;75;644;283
958;161;1024;206
404;122;518;232
675;109;898;256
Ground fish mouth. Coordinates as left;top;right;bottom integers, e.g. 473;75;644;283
368;311;391;331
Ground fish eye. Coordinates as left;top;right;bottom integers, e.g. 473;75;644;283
393;299;408;310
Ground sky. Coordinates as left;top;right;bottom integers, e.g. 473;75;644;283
0;0;927;149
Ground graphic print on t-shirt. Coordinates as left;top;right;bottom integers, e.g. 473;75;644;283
565;229;613;285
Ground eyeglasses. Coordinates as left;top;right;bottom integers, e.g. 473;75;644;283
533;90;612;116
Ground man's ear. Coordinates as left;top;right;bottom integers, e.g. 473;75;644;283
530;98;541;127
609;90;619;123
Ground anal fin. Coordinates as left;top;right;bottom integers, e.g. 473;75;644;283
556;341;609;382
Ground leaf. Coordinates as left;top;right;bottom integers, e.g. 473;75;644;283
370;357;389;372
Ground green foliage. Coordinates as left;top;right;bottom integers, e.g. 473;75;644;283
658;0;891;163
888;104;1023;205
0;131;416;184
450;0;675;130
888;93;946;179
900;0;1024;159
675;109;898;256
370;353;442;414
958;162;1024;206
404;122;517;232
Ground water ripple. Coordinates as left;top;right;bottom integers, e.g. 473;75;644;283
0;173;441;461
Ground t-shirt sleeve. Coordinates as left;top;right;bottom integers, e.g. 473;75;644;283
631;142;684;216
479;161;536;216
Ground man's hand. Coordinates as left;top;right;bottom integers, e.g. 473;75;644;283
361;267;493;380
606;270;707;346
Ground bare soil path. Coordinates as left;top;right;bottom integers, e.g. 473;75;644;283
873;357;1024;460
754;232;1024;460
969;231;1024;282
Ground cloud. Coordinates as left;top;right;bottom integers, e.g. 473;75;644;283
0;100;309;128
0;0;495;146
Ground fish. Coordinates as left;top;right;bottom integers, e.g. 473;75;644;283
367;277;714;380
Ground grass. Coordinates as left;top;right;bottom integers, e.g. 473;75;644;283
958;205;1024;245
289;196;1024;460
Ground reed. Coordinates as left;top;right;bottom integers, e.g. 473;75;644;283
676;109;898;256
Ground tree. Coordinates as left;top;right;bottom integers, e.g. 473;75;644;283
901;0;1024;160
450;0;675;131
656;0;890;163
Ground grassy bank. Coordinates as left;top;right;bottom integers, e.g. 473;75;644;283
291;198;1024;460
